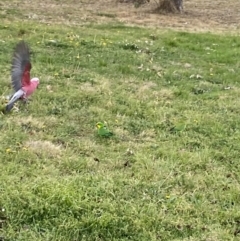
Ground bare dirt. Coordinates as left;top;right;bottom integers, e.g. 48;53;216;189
2;0;240;33
112;0;240;33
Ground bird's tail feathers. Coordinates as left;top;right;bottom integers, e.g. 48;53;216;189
5;89;25;112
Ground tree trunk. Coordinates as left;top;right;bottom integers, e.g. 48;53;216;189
155;0;184;13
172;0;183;12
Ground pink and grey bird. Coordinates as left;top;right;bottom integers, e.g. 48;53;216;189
5;40;39;112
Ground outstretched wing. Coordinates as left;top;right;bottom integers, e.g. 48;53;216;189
11;41;31;91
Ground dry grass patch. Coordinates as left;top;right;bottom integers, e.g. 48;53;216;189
16;116;46;129
25;140;62;158
80;82;96;93
156;88;174;100
137;81;157;92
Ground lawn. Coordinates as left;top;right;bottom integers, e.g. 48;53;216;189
0;2;240;241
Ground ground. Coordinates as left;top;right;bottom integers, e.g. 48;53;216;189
1;0;240;33
1;1;240;240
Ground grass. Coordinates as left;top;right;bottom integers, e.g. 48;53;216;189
0;2;240;241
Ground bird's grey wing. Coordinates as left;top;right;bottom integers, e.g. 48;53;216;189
11;41;31;91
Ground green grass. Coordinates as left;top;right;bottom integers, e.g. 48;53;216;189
0;8;240;241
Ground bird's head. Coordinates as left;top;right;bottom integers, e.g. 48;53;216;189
30;77;40;88
96;122;104;129
31;77;39;83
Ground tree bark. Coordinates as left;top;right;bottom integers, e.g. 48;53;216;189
172;0;183;12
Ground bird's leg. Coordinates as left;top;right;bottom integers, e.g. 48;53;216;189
20;98;30;112
22;98;28;104
22;97;32;104
22;98;31;113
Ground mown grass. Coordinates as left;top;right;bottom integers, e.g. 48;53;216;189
0;5;240;241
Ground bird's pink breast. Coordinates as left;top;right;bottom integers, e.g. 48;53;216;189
22;81;39;97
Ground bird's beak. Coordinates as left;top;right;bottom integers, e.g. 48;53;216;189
96;123;101;129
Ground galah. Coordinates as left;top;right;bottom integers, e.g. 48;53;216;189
5;40;39;112
96;122;113;137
